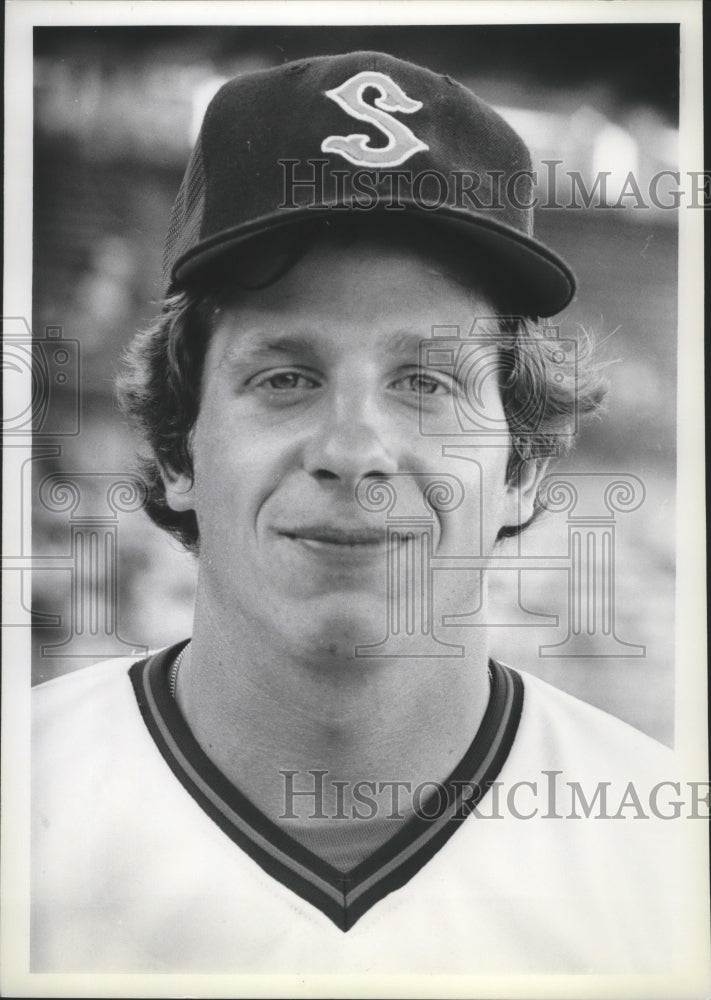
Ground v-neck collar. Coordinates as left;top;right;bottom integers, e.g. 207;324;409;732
130;642;523;932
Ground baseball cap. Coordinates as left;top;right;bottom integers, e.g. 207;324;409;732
164;50;576;317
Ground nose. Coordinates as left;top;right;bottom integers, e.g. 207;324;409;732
303;398;398;484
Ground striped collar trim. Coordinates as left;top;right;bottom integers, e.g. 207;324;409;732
130;643;523;932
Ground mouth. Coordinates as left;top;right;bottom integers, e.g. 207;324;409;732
278;525;389;548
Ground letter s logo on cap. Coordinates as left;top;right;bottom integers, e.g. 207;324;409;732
321;71;429;167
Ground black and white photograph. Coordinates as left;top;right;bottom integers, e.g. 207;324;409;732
2;1;709;996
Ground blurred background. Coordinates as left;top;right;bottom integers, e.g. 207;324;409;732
31;24;679;745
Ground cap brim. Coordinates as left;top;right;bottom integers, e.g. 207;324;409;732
172;203;576;318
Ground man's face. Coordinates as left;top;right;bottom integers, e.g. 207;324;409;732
166;234;539;661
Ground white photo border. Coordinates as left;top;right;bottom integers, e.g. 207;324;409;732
2;2;708;997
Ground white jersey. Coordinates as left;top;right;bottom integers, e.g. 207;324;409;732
32;644;685;974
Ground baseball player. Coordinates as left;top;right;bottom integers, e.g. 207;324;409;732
32;51;683;975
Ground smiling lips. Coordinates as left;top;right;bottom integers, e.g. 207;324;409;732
279;525;390;547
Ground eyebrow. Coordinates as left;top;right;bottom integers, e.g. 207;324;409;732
219;332;319;366
219;328;435;366
386;330;434;356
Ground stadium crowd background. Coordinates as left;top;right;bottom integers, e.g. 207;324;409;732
31;24;679;746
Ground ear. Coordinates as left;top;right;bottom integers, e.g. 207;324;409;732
162;466;196;513
501;458;550;530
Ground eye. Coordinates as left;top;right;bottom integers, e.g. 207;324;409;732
253;370;320;391
390;371;450;395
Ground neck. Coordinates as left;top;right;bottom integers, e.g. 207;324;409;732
176;596;492;824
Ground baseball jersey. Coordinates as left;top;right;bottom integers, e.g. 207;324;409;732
32;643;684;974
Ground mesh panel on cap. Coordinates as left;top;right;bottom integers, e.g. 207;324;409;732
162;136;207;290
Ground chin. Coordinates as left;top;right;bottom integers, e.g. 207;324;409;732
298;598;388;662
